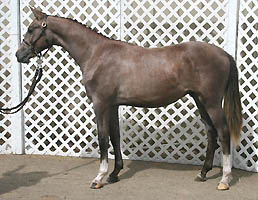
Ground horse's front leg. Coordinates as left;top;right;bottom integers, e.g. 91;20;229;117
90;104;111;189
107;106;123;183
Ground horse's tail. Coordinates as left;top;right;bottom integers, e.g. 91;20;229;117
224;53;242;145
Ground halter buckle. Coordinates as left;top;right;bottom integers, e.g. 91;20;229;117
36;55;43;69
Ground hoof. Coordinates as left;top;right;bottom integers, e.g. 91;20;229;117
107;176;119;184
90;181;103;189
216;182;229;191
194;174;207;182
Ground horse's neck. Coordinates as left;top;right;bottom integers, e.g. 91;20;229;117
48;16;103;66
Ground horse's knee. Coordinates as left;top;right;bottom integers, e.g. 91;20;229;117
98;136;109;151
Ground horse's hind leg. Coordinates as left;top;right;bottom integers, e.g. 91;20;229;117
107;106;123;183
191;94;219;182
205;105;232;190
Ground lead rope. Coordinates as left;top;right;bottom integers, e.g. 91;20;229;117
0;56;43;114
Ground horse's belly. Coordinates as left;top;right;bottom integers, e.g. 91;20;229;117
117;86;186;107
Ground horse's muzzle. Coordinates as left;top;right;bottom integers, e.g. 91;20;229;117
16;47;35;64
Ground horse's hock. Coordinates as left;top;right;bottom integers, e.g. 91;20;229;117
0;0;257;176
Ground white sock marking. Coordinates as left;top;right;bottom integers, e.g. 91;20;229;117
220;154;232;185
93;159;108;183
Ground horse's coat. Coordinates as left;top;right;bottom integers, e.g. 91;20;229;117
16;8;242;190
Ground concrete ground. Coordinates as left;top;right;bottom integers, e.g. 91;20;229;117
0;154;257;200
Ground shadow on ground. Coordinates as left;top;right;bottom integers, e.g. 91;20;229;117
0;165;48;195
117;160;254;188
0;158;96;195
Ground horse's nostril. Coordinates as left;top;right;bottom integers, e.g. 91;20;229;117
15;51;21;62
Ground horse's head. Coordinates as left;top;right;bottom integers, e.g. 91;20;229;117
16;8;50;63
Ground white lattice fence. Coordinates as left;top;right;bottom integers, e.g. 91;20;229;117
0;0;13;154
234;0;258;172
121;0;228;47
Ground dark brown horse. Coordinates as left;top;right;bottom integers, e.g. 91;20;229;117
16;8;242;190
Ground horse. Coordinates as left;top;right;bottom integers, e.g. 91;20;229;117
16;8;242;190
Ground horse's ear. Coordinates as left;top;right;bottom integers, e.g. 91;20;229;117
30;7;46;20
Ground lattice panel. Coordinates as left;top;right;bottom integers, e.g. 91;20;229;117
20;0;120;157
121;0;228;47
233;0;258;172
119;0;229;165
0;0;12;154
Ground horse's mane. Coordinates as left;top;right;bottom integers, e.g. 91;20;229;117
64;17;115;40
